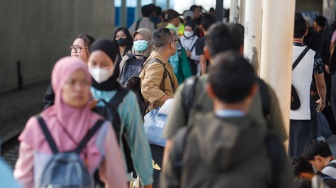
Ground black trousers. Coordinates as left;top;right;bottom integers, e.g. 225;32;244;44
289;119;317;159
150;144;164;188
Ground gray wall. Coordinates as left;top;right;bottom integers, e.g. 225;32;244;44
0;0;115;92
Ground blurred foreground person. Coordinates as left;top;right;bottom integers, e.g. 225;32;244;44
14;57;126;188
161;52;293;188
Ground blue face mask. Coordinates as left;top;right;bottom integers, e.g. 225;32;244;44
133;40;149;53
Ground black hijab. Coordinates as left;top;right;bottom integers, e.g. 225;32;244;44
89;39;121;91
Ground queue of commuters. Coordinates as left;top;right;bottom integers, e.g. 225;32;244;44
1;3;336;188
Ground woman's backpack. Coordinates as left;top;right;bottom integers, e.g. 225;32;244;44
118;53;148;116
36;116;104;188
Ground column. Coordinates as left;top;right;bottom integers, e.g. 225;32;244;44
121;0;127;27
229;0;239;23
323;0;335;24
238;0;245;25
260;0;296;145
136;0;141;21
244;0;262;73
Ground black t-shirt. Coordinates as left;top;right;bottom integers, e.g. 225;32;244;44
195;37;209;73
195;37;205;55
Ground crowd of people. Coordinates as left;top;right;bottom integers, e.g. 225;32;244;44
2;3;336;188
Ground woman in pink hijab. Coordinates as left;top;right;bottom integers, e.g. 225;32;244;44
14;57;127;188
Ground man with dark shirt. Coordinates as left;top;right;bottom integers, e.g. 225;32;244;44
194;14;215;75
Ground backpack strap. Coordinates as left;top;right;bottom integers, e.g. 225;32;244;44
101;88;129;137
256;78;271;122
74;119;105;153
182;76;199;125
135;18;142;31
292;46;310;70
37;115;59;154
326;162;336;169
109;88;129;113
172;126;192;185
147;58;176;92
126;53;136;59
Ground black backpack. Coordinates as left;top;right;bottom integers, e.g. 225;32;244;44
118;53;147;116
93;88;135;174
119;53;146;88
182;76;272;125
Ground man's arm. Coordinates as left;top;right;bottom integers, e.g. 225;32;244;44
314;53;327;111
199;55;207;75
315;72;327;111
330;31;336;55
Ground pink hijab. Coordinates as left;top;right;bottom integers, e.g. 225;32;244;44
20;57;102;156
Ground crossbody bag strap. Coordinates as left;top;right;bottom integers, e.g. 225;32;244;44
189;37;198;52
135;18;142;31
292;46;310;70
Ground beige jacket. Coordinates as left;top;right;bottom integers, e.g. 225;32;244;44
140;50;178;111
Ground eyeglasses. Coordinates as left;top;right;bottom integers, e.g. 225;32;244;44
170;39;178;45
69;46;88;53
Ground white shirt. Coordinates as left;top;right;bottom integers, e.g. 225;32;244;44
180;35;200;61
290;45;316;120
322;159;336;179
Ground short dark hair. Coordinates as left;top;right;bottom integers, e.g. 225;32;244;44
113;27;133;55
208;51;256;103
155;6;162;16
76;34;95;48
152;28;173;48
301;140;333;160
229;23;244;51
142;4;155;17
189;5;199;12
315;16;327;28
294;13;307;38
201;14;215;31
205;22;235;57
291;157;314;177
164;9;180;22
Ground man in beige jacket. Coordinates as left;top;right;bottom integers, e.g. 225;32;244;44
140;28;179;112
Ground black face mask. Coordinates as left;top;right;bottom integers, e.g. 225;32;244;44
116;38;128;46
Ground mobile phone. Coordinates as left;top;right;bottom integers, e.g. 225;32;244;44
316;103;322;112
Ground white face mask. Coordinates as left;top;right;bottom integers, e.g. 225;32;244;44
89;67;111;83
184;31;194;38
